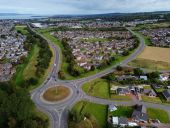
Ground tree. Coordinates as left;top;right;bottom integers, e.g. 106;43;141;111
116;66;123;71
134;68;143;76
0;83;49;128
58;70;66;79
147;71;160;79
103;73;116;82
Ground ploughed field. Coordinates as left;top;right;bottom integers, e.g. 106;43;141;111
129;46;170;70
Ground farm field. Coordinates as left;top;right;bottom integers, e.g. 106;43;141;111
129;46;170;70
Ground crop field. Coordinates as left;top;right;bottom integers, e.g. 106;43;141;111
138;46;170;63
129;46;170;70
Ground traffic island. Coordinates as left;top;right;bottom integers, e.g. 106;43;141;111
42;86;71;102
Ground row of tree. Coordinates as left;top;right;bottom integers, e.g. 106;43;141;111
59;38;85;78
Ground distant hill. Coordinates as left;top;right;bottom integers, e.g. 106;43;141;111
51;11;170;21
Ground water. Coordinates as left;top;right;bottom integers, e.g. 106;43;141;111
0;14;47;19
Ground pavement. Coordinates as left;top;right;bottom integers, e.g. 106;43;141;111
29;25;170;128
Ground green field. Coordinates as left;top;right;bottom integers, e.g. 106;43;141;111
147;108;170;123
133;22;170;31
143;36;152;46
141;95;162;104
82;78;110;99
69;101;108;128
109;106;133;118
15;25;28;35
37;28;138;80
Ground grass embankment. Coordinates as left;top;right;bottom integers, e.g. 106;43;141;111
129;46;170;70
147;108;170;123
69;101;108;128
82;78;110;99
14;26;54;90
13;44;39;85
38;28;138;80
15;26;50;127
14;26;38;86
43;86;70;102
109;106;133;118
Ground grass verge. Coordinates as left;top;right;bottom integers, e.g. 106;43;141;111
141;95;162;104
69;101;108;128
82;78;110;99
147;108;170;123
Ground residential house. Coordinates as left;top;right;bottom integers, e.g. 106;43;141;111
132;105;148;123
140;75;148;81
160;73;169;81
118;117;129;127
143;89;157;97
108;104;117;112
162;89;170;101
117;88;130;95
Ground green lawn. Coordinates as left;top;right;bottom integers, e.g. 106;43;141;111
147;108;170;123
82;78;110;99
141;95;162;104
109;106;133;118
143;85;152;89
37;28;138;80
144;36;152;46
70;101;108;128
110;94;132;101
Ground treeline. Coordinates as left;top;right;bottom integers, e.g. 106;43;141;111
59;38;85;78
16;26;52;88
0;82;49;128
53;26;127;32
103;67;170;86
27;26;52;77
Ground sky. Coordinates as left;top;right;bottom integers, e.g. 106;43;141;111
0;0;170;15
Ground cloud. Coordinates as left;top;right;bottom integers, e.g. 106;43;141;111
0;0;169;15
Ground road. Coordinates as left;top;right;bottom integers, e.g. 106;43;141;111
29;26;170;128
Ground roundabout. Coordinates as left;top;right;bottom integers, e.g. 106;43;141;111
42;85;72;103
